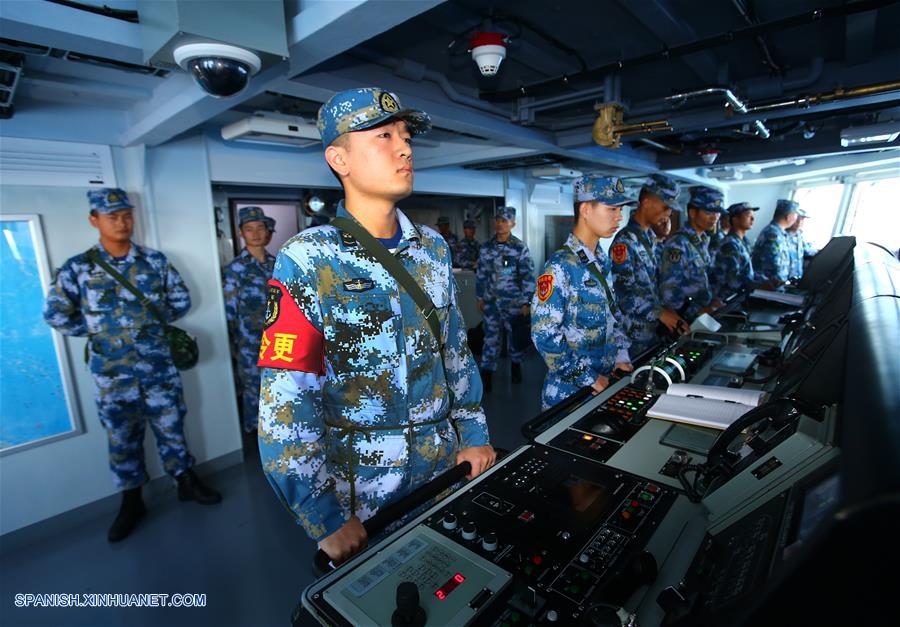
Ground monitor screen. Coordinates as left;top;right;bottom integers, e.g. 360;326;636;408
782;472;841;561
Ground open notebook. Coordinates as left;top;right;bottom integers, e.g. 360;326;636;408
647;384;766;430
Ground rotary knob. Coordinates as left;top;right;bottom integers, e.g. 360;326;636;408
481;532;498;551
461;521;478;540
579;553;590;564
441;512;458;530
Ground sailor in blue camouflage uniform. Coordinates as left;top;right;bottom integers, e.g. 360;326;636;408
258;87;495;565
786;208;814;279
532;175;634;410
454;218;480;270
652;215;671;266
711;202;759;300
658;185;726;320
436;216;459;256
611;174;688;359
476;206;534;390
43;188;220;543
223;206;276;433
752;199;799;287
706;211;729;265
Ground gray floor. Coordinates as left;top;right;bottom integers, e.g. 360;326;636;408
0;352;546;627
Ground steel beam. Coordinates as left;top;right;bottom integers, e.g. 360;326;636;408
0;0;144;64
120;0;445;146
279;61;658;173
615;0;718;84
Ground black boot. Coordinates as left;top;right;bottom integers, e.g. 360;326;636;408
480;369;493;393
176;469;222;505
107;487;145;543
511;363;522;384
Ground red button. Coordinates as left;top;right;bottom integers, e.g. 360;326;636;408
646;484;659;493
631;500;640;508
532;555;543;565
519;511;534;522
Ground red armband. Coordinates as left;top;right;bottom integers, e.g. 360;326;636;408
257;279;325;374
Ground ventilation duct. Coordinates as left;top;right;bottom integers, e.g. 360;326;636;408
0;138;116;187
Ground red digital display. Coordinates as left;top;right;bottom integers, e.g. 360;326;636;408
434;573;466;600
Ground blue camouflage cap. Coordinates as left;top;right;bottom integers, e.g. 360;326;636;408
317;87;431;147
87;188;134;214
641;174;682;210
239;206;267;226
436;216;450;226
688;185;726;213
574;175;635;205
495;206;516;220
463;219;476;228
263;216;276;232
774;198;800;218
727;201;759;217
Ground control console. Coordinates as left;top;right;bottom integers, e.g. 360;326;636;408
304;446;677;626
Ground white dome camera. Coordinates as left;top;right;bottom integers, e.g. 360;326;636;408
469;32;507;77
173;43;262;98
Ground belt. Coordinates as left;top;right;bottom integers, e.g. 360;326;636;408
324;414;452;515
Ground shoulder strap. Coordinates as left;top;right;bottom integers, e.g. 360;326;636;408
87;249;164;323
585;261;620;317
331;217;442;348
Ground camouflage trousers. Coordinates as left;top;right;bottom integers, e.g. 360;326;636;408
479;301;526;371
93;364;194;490
626;320;662;361
541;374;586;412
234;341;262;433
323;416;460;526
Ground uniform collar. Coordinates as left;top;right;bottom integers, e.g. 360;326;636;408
94;241;138;264
240;248;275;265
335;201;421;252
681;223;709;242
625;218;652;236
564;232;602;265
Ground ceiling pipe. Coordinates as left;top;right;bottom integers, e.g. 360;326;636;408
730;0;782;74
639;138;682;154
663;87;771;138
479;0;899;102
746;79;900;114
517;86;607;114
664;87;749;113
349;48;511;118
743;56;824;100
753;119;771;139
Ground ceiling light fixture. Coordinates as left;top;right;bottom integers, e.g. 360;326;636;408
839;121;900;147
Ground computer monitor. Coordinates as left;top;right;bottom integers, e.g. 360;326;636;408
799;236;855;292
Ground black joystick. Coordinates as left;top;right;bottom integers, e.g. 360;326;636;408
391;581;426;627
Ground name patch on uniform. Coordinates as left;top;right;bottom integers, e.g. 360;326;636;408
258;279;325;374
667;248;682;263
537;274;554;302
343;278;375;292
611;243;628;265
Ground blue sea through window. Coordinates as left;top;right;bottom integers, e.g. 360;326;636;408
1;218;79;451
